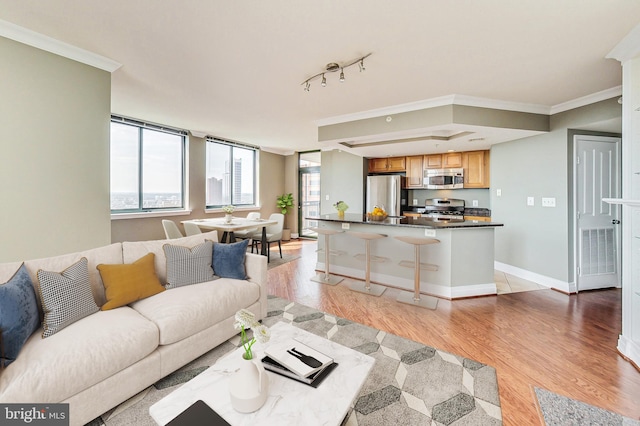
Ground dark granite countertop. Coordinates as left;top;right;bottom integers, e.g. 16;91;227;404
308;213;503;229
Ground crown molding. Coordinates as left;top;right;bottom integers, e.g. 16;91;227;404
607;23;640;63
315;94;551;127
0;19;121;72
550;86;622;114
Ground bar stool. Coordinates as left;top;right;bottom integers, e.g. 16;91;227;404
348;231;388;296
395;236;440;310
310;227;344;285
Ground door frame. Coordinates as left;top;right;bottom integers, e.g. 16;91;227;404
572;134;622;292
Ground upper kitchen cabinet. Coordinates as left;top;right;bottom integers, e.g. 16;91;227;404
462;150;490;188
404;155;424;188
368;156;406;173
424;152;463;169
443;152;463;168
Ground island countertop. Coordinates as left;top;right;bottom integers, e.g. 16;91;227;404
307;213;503;229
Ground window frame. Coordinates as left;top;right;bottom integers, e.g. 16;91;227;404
109;115;188;215
205;137;259;210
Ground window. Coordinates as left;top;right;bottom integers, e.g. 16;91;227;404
205;138;257;208
110;117;186;212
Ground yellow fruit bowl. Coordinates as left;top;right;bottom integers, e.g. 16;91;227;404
366;213;388;221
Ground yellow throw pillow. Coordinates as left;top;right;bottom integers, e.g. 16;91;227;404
97;253;165;310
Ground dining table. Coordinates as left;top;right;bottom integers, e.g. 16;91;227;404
181;217;278;257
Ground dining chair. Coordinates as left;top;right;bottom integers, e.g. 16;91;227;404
234;212;261;241
251;213;284;262
183;222;203;236
162;220;184;239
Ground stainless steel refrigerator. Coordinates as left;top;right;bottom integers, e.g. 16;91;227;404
366;175;403;216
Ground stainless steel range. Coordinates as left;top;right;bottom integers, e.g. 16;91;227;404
421;198;465;221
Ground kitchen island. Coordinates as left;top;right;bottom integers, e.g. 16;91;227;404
307;213;503;299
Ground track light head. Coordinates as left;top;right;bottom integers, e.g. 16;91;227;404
321;74;326;87
339;69;345;82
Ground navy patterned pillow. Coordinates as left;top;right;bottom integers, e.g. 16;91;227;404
36;257;99;338
163;241;216;289
0;263;40;367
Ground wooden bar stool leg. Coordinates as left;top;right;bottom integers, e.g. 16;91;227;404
396;237;439;310
311;231;343;285
350;239;386;296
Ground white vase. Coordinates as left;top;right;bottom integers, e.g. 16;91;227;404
228;353;269;413
225;213;233;223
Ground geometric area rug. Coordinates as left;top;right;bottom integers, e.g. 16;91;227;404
87;295;502;425
534;387;640;426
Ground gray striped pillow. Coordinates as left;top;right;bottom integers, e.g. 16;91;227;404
36;257;99;338
163;241;216;289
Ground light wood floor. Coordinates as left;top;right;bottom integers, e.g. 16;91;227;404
267;239;640;426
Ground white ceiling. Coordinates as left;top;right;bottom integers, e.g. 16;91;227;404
0;1;637;157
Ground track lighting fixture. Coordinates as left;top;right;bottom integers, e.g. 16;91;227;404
301;53;371;91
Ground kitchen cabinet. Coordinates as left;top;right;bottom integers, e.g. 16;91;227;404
424;153;463;169
443;152;463;168
368;156;406;173
404;155;424;188
462;150;490;188
424;154;443;169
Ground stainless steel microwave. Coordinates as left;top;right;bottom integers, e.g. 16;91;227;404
423;168;464;189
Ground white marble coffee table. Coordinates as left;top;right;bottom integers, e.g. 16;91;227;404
149;321;375;426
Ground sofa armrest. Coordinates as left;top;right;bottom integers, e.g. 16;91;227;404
244;253;268;319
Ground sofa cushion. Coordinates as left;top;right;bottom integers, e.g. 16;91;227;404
130;278;260;345
0;307;159;403
212;239;249;279
122;231;219;285
97;253;165;310
0;264;40;368
36;258;99;338
22;243;123;308
164;241;216;289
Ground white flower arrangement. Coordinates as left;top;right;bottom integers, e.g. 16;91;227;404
234;309;271;360
222;205;235;214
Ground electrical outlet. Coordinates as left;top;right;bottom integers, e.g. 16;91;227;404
413;199;418;205
496;189;502;197
325;194;329;201
424;229;436;237
472;200;478;207
527;197;534;206
341;223;350;230
542;197;556;207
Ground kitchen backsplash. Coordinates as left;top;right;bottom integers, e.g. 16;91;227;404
407;188;490;208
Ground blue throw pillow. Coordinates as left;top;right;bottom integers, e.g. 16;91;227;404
212;239;249;279
0;264;40;368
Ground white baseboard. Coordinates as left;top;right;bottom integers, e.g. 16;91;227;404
494;261;576;293
618;335;640;369
316;262;497;299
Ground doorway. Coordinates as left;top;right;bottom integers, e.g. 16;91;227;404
298;151;321;239
573;135;622;291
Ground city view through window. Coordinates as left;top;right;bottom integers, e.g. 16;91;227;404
110;121;185;211
206;141;255;206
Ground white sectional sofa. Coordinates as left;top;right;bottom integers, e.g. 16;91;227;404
0;231;268;426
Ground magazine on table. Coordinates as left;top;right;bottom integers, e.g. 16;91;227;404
263;338;334;378
261;355;338;387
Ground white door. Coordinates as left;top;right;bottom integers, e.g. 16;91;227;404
574;135;621;291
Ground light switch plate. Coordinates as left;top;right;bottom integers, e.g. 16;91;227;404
424;229;436;237
527;197;534;206
472;200;478;207
542;197;556;207
325;195;329;201
496;189;502;197
341;223;350;230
